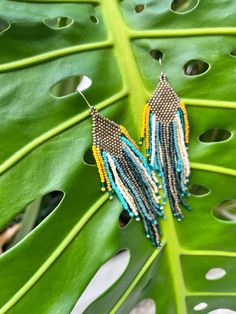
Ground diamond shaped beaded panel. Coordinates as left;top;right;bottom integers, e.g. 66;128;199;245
91;107;123;157
148;74;180;124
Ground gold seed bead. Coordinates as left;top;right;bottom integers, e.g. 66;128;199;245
180;101;189;144
140;104;147;143
145;107;150;153
92;145;105;184
96;147;112;192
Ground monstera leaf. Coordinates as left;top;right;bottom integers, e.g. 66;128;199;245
0;0;235;313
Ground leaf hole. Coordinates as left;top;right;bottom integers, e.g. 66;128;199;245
194;302;208;311
212;199;236;222
71;249;130;314
230;49;236;56
134;4;145;13
149;49;163;61
199;128;231;143
43;16;74;29
119;209;132;228
83;148;96;166
171;0;199;14
0;18;10;33
130;298;156;314
89;15;99;24
184;59;209;76
50;75;92;98
208;309;236;314
0;190;64;255
188;184;210;196
205;268;226;280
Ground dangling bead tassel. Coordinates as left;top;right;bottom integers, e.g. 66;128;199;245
90;106;164;248
140;73;191;220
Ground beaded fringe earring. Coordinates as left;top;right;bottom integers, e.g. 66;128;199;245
79;91;165;248
139;60;191;220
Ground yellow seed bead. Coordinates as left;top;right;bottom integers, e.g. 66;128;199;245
145;108;150;152
93;145;106;185
140;104;147;139
96;147;112;192
180;101;189;144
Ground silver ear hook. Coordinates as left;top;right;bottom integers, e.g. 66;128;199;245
158;57;166;80
158;57;164;75
78;90;93;109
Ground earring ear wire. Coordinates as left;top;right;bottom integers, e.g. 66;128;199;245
158;57;164;76
78;90;93;109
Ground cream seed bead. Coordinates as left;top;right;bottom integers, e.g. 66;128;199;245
107;154;139;216
176;117;190;177
150;113;157;167
175;119;188;177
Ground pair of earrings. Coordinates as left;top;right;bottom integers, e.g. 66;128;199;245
79;62;191;248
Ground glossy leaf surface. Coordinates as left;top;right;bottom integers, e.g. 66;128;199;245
0;0;235;313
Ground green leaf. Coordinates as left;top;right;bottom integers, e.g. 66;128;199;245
0;0;235;313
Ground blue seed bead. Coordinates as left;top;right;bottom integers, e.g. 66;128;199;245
125;150;161;215
114;159;153;221
185;204;191;211
122;136;151;174
123;147;162;217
